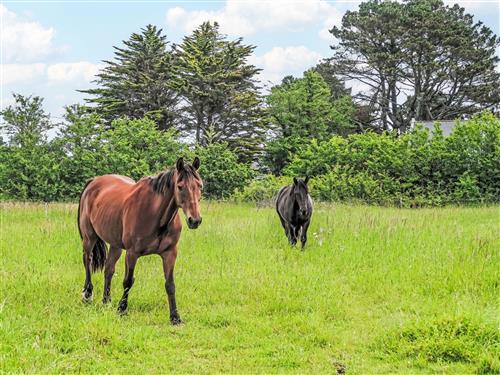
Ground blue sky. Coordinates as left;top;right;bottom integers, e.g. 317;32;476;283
1;0;499;120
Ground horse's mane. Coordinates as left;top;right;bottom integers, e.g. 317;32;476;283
150;164;199;195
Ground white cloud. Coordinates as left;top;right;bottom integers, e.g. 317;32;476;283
1;62;102;86
1;63;46;85
0;5;56;63
319;10;343;41
47;62;102;83
249;46;323;85
166;0;344;40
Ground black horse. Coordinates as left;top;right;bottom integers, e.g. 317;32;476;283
276;177;313;249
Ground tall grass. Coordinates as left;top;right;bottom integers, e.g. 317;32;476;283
1;202;498;373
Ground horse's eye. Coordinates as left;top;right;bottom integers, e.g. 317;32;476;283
178;186;184;191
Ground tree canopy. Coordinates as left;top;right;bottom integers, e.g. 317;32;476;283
81;25;178;130
264;70;356;174
171;22;268;161
329;0;500;132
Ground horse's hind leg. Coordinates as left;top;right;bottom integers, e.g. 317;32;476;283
103;246;122;304
82;236;96;302
117;251;138;314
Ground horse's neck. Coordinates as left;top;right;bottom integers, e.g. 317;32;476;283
158;190;178;229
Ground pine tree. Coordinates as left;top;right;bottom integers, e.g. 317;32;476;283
330;0;500;131
171;22;268;161
81;25;178;130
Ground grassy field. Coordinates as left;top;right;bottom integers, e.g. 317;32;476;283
1;202;498;374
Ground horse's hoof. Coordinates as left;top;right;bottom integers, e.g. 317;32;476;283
102;297;111;305
170;316;183;325
82;290;93;303
117;301;128;315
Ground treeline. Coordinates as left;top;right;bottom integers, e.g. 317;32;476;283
1;94;498;206
1;0;499;205
0;100;253;201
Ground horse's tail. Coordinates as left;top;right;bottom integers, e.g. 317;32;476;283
77;179;107;273
90;238;107;273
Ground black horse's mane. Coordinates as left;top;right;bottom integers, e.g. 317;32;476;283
150;164;199;195
294;179;308;192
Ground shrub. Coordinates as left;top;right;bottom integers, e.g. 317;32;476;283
280;111;500;206
233;174;291;203
195;143;254;199
100;117;185;181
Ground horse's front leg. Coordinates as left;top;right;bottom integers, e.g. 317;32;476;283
289;224;298;246
160;246;181;325
117;250;138;314
300;220;310;250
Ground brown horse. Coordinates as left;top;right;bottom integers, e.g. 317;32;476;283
77;157;202;324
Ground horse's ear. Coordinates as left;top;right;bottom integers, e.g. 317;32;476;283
192;156;200;170
176;157;184;172
304;175;309;185
293;177;298;185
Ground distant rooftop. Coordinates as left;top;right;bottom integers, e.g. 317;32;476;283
416;120;457;136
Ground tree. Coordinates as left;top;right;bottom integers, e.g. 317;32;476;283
329;0;500;132
264;71;356;174
55;105;106;197
0;93;52;146
171;22;267;161
309;62;351;101
0;93;62;200
81;25;178;130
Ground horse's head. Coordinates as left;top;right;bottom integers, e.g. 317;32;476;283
293;176;310;219
173;157;203;229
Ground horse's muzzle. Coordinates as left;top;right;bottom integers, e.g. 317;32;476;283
187;217;202;229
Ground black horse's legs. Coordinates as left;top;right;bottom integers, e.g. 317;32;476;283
102;246;122;304
161;247;181;325
289;224;298;246
81;238;95;302
117;251;138;314
300;220;310;249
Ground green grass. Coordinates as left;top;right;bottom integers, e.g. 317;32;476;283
1;202;499;374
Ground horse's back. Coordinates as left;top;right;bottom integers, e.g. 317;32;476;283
93;174;135;188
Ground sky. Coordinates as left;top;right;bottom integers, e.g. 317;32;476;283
1;0;499;120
